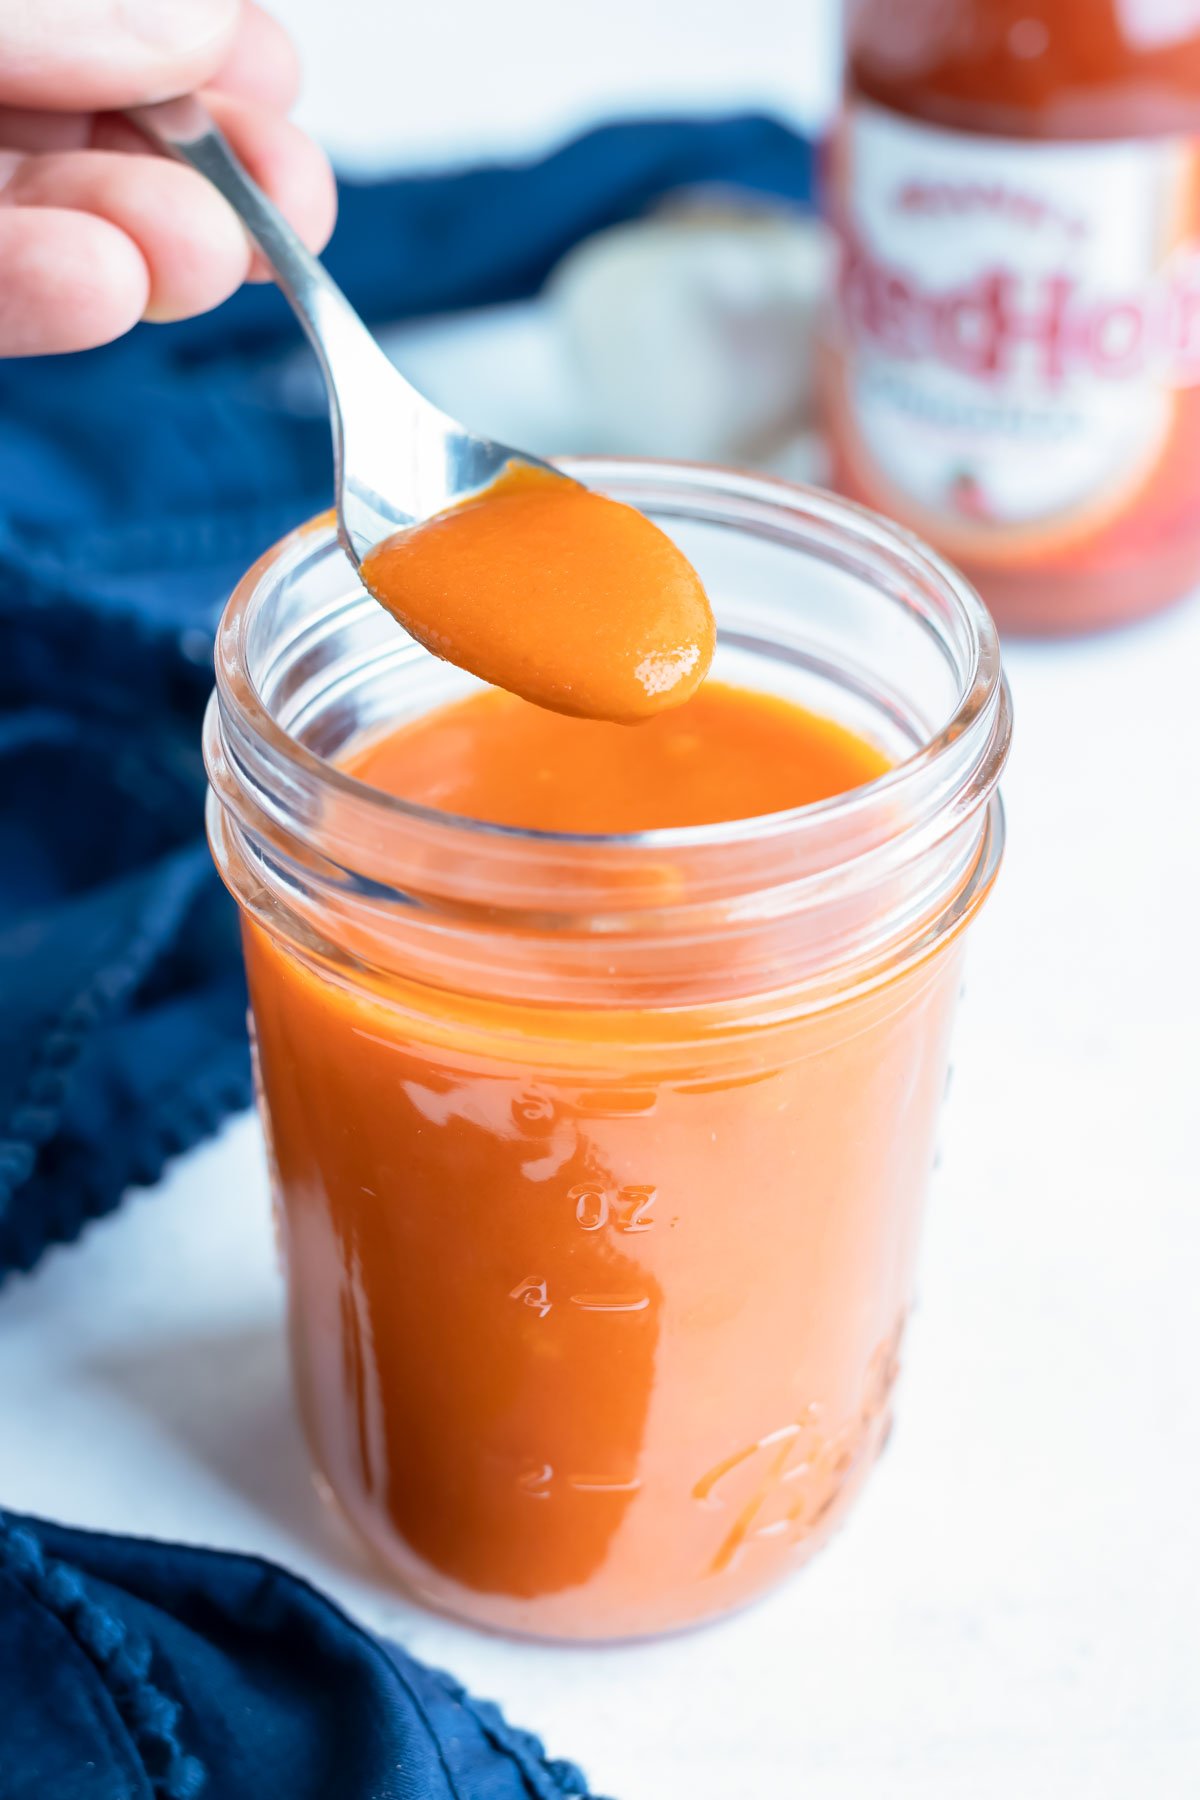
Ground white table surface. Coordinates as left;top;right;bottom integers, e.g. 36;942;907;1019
4;6;1200;1783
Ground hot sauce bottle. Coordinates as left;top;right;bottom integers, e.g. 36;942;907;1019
827;0;1200;632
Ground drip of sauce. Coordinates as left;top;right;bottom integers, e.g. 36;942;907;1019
359;465;715;724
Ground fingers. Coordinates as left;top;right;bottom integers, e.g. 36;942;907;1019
208;4;301;110
0;108;336;339
103;95;337;275
0;0;241;113
0;205;150;355
0;108;93;153
0;3;335;351
1;150;252;325
0;6;302;148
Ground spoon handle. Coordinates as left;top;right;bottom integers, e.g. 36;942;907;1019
127;97;398;404
127;95;550;556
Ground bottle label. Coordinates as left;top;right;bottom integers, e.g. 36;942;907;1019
829;101;1200;558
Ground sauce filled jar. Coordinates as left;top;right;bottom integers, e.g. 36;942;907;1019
205;462;1010;1640
828;0;1200;633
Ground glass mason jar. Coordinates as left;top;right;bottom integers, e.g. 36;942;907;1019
205;461;1011;1642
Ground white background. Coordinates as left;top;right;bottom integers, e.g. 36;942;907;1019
279;0;837;170
1;6;1199;1798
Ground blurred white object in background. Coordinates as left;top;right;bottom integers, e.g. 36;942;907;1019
549;203;833;464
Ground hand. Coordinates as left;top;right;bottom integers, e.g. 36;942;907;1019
0;0;337;355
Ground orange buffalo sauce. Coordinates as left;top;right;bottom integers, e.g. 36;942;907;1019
360;465;715;722
344;680;887;832
240;682;970;1639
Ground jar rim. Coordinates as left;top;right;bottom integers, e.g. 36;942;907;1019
214;456;1009;856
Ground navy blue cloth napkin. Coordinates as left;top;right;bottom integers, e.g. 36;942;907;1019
0;114;813;1286
0;1508;601;1799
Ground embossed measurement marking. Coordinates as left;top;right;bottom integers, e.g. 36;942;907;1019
567;1476;642;1493
509;1280;651;1315
509;1277;551;1317
568;1183;657;1233
515;1466;642;1498
569;1294;650;1312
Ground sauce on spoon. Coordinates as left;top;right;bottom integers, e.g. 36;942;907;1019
360;464;715;723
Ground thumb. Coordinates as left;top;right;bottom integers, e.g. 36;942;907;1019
0;0;241;113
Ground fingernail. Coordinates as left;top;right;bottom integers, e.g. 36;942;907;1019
125;0;239;56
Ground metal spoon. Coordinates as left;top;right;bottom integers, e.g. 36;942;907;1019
127;96;563;566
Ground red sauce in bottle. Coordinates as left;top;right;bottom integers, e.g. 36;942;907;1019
827;0;1200;632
